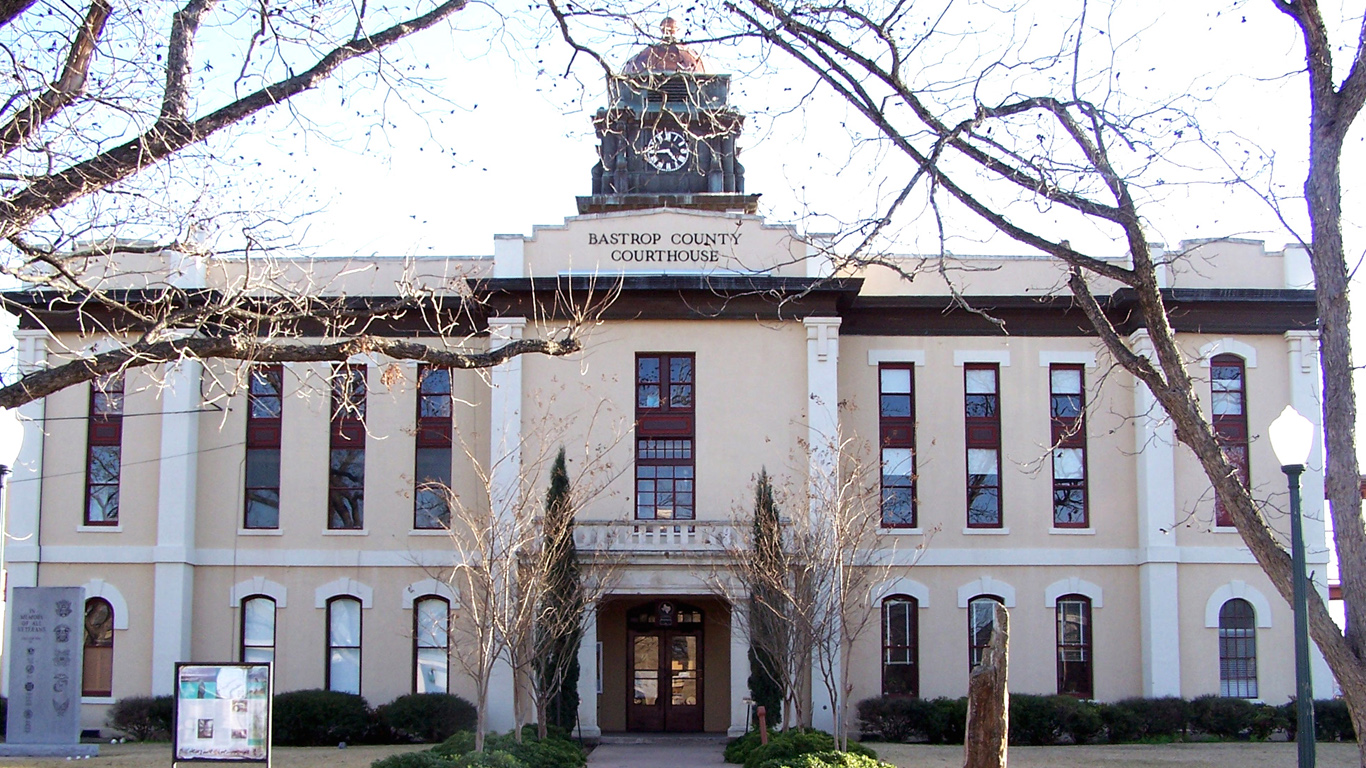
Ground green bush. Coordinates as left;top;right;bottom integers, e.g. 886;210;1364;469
1008;694;1063;746
378;694;478;744
1;696;7;739
106;695;174;741
371;752;455;768
272;689;375;746
725;731;763;763
1249;703;1287;740
1055;697;1104;744
741;730;875;768
1099;697;1189;742
855;697;924;743
920;698;968;745
1312;699;1356;741
431;730;584;768
451;752;526;768
756;752;895;768
1190;695;1255;739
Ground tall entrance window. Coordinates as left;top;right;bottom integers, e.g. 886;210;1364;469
245;366;283;529
83;598;114;697
327;596;362;694
626;600;704;732
881;595;918;697
414;596;450;694
329;366;366;529
1211;355;1250;527
635;354;695;520
85;374;123;526
1218;598;1258;698
1055;595;1093;698
241;596;276;664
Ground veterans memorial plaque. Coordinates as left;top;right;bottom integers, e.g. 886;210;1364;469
1;586;97;756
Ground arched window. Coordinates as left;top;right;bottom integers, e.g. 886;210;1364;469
414;597;451;694
1055;595;1093;698
327;596;362;694
1211;355;1249;527
241;596;276;664
83;598;114;697
881;595;918;697
968;595;1004;670
1219;598;1257;698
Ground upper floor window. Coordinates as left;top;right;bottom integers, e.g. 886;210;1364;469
327;596;362;694
879;365;916;527
83;597;114;697
965;364;1001;528
85;374;123;526
241;595;276;664
414;596;451;694
245;366;283;529
1218;598;1257;698
1055;595;1093;698
415;366;453;529
1050;365;1088;528
635;354;694;520
968;595;1004;670
329;366;366;530
881;595;918;698
1211;355;1249;527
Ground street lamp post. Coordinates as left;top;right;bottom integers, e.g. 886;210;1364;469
1269;405;1317;768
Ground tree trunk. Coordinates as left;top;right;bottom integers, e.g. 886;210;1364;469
963;603;1008;768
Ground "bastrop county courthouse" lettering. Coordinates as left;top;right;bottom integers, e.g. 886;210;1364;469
589;231;742;262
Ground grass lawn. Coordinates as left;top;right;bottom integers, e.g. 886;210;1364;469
870;741;1363;767
0;742;429;768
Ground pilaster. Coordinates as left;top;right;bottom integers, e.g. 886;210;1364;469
3;330;48;698
576;605;600;739
728;600;751;737
804;317;840;733
1129;329;1182;697
487;317;526;733
1286;330;1333;697
151;356;201;694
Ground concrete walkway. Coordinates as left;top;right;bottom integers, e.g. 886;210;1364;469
587;734;729;767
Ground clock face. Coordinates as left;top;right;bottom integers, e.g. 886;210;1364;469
642;130;690;172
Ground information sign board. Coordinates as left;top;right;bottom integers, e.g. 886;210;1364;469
173;663;272;764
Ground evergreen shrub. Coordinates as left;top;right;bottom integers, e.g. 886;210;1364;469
370;752;455;768
272;689;374;746
377;694;478;743
740;730;875;768
1190;695;1256;739
1099;697;1189;742
106;695;174;741
451;752;526;768
756;752;895;768
431;729;584;768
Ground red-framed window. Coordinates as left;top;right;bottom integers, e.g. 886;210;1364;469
82;597;114;697
1055;595;1093;698
415;366;453;529
240;595;276;664
1050;365;1088;527
968;595;1004;670
1219;598;1258;698
881;595;918;698
1211;355;1250;527
84;374;123;526
635;354;694;520
245;366;282;529
414;596;451;694
965;364;1002;528
326;596;362;694
879;364;916;527
329;366;366;530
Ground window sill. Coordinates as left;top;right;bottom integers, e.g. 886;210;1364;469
323;529;368;536
81;696;115;705
878;527;923;535
238;528;283;536
1050;527;1096;535
1212;525;1239;534
409;529;451;537
77;525;121;533
962;527;1010;535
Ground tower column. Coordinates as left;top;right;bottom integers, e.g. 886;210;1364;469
2;330;48;698
804;317;841;733
729;599;751;737
487;317;526;733
1130;329;1182;698
151;355;201;694
576;605;600;739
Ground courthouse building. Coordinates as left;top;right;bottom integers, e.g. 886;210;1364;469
0;32;1336;737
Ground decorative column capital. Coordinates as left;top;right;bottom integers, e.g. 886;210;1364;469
488;316;527;344
804;316;842;362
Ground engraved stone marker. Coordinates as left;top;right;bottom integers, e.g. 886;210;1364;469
1;587;98;756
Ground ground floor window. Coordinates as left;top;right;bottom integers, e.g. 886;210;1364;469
1219;598;1257;698
327;597;362;694
83;598;114;697
882;595;918;697
968;595;1003;670
1055;595;1092;698
414;596;450;694
241;596;276;664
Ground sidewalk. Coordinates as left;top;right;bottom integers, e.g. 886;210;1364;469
586;734;728;767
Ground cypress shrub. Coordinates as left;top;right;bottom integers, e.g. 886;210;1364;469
536;447;583;735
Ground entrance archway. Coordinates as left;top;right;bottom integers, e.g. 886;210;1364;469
626;600;704;732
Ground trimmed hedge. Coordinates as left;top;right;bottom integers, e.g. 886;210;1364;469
378;694;478;743
739;730;876;768
432;729;585;768
371;753;456;768
107;695;174;741
856;693;1355;745
273;689;375;746
756;753;894;768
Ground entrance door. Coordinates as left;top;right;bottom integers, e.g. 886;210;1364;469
626;601;704;732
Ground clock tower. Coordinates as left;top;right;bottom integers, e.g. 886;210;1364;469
577;19;760;215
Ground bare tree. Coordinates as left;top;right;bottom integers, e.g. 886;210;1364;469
542;1;1366;759
0;1;594;407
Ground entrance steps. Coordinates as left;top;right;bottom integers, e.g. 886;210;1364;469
588;733;729;767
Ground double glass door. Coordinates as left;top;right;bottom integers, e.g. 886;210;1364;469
628;629;703;731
